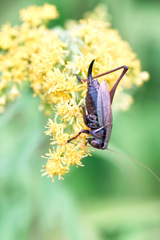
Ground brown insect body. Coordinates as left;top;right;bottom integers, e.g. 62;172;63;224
85;60;99;117
68;61;160;183
67;60;128;149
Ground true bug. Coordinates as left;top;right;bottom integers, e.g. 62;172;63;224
67;60;128;149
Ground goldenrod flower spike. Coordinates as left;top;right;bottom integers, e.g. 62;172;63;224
0;4;149;181
20;4;59;26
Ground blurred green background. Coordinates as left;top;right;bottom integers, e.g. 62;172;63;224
0;0;160;239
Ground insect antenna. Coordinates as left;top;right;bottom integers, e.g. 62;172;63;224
107;148;160;182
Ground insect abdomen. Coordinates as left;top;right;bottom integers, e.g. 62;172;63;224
86;85;98;115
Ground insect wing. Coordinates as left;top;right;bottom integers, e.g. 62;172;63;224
97;80;112;149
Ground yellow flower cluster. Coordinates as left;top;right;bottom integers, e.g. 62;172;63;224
20;4;58;26
0;4;66;114
0;4;149;181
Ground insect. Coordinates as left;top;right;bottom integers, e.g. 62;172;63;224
67;59;128;149
67;60;160;182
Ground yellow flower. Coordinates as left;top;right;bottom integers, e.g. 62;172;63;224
42;146;69;181
20;4;59;26
0;24;19;50
0;3;149;181
56;98;83;124
45;118;65;137
113;93;134;111
56;133;70;146
64;144;86;166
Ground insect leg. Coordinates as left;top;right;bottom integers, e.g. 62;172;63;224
67;130;90;143
90;65;128;81
73;74;82;83
109;66;129;103
93;123;112;133
90;66;128;103
83;64;128;103
79;105;88;126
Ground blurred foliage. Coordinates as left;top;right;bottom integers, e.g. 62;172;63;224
0;0;160;240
